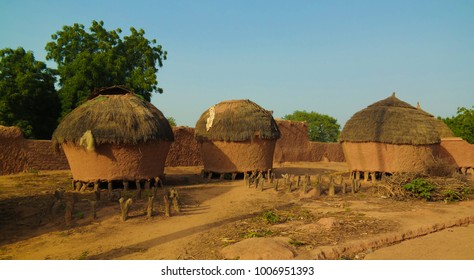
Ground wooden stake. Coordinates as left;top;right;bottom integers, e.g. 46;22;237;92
275;178;279;192
147;195;154;218
119;197;133;221
169;188;180;213
329;182;335;196
314;183;321;197
163;195;171;217
90;200;97;219
136;180;142;200
342;182;347;194
65;201;73;226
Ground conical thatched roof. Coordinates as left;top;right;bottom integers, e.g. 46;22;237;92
195;99;281;142
52;86;174;148
339;93;453;145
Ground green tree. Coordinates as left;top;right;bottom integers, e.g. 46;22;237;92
167;117;177;127
283;110;341;142
440;106;474;144
0;47;60;139
45;20;167;117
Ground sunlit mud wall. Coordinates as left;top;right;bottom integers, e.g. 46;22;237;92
165;126;203;166
0;126;69;175
439;137;474;169
1;123;346;176
273;120;345;163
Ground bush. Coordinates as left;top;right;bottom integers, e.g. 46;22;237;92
403;178;436;200
262;210;280;224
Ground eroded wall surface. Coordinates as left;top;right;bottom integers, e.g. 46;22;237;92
165;127;203;166
439;138;474;168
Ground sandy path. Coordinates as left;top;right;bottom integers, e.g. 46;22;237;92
364;224;474;260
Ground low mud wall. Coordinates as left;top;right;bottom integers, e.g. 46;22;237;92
165;126;203;167
273;120;345;163
2;122;344;175
439;137;474;168
0;126;29;175
0;126;69;175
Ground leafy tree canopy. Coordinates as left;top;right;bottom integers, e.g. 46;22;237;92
45;20;167;117
0;47;60;139
439;106;474;144
167;117;177;127
283;110;341;142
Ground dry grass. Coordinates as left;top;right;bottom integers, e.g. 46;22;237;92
339;93;453;144
52;86;174;149
374;172;473;202
195;99;280;142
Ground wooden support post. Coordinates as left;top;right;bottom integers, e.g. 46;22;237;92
275;178;279;192
342;182;347;194
260;177;264;192
123;180;129;191
163;195;171;217
256;172;263;189
144;179;151;191
119;197;133;221
351;179;356;194
267;169;272;183
270;172;275;184
287;181;293;193
219;173;225;180
79;182;88;192
296;176;301;188
207;172;213;181
232;172;237;180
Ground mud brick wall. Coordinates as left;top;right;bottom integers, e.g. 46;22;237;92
273;120;345;163
0;126;29;175
1;122;345;176
166;126;203;166
23;140;69;171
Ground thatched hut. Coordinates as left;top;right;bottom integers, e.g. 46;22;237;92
195;99;280;175
52;86;174;184
339;93;453;179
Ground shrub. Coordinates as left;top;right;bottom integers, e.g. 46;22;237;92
403;178;436;200
262;210;280;224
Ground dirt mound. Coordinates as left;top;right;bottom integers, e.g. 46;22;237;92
221;237;295;260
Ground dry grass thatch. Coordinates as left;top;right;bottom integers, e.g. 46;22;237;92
339;93;453;145
52;86;174;148
195;99;281;142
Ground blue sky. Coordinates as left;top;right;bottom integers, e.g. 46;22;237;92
1;0;473;127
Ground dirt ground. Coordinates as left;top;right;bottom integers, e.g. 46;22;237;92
0;162;473;260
